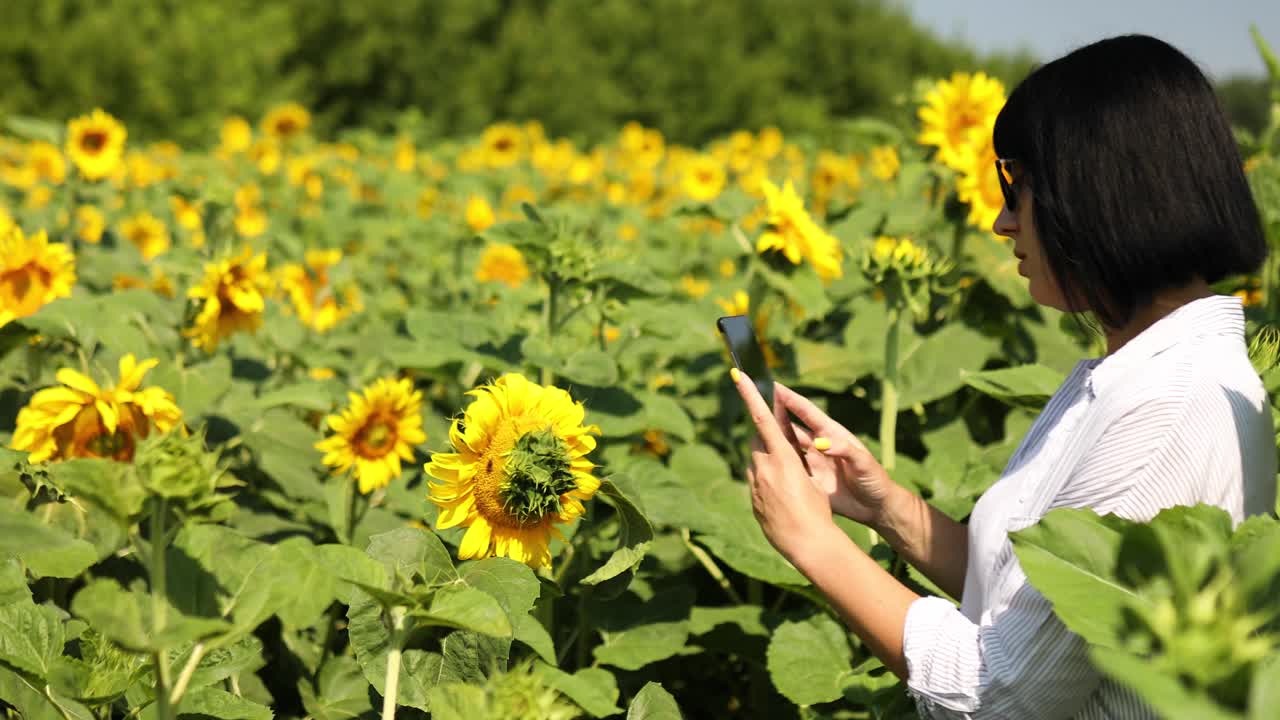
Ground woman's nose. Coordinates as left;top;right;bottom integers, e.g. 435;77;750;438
992;202;1018;238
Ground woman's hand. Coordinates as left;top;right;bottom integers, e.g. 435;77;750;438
768;382;897;528
731;368;840;564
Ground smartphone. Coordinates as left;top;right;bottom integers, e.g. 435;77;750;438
716;314;775;408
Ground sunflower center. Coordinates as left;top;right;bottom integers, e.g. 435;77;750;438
0;264;52;316
82;131;108;153
353;417;396;458
497;428;577;526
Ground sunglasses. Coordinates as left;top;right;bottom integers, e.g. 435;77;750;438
995;158;1021;211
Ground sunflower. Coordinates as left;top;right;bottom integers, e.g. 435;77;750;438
475;243;530;289
315;376;426;494
869;145;900;182
425;373;602;570
682;155;726;202
0;225;76;327
261;102;310;140
482;123;524;168
118;212;171;260
466;195;496;233
28;141;66;185
169;195;203;232
184;246;273;352
75;205;105;244
754;179;844;281
11;354;181;463
917;71;1006;171
218;116;252;154
955;130;1004;231
65;109;127;181
278;249;359;332
680;275;710;299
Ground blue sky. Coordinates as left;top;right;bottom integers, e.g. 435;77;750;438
901;0;1280;80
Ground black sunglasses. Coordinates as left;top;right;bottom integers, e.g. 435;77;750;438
993;158;1024;211
995;158;1021;211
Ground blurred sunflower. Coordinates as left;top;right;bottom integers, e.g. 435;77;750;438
278;248;360;332
917;71;1006;171
482;123;524;168
316;376;426;494
65;109;127;181
681;155;726;201
75;205;105;244
474;243;530;288
0;225;75;327
755;178;844;281
869;145;900;182
955;131;1004;231
425;373;601;570
118;212;171;260
169;195;203;233
220;116;253;154
11;353;181;463
27;141;66;185
261;102;311;140
466;195;497;233
185;246;273;352
680;274;710;299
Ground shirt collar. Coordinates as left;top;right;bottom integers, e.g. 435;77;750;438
1086;294;1245;398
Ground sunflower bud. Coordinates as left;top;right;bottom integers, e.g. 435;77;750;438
134;428;222;504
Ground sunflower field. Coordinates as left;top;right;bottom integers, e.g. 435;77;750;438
1;24;1280;720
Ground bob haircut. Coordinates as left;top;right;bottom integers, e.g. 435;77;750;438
993;34;1267;329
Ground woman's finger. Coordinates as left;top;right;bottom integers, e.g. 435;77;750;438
733;369;791;456
774;382;843;435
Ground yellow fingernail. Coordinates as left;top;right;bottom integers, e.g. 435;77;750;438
813;437;831;451
729;367;741;383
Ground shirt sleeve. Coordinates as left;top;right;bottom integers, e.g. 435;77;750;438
902;572;1102;719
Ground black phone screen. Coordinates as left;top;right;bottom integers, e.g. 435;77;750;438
716;314;775;408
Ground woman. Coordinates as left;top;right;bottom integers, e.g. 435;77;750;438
732;34;1276;719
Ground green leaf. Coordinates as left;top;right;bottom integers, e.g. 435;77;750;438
252;381;336;412
640;392;695;441
534;663;623;718
315;543;392;605
1248;654;1280;720
766;614;854;706
581;480;653;588
171;525;309;644
70;579;230;654
1010;509;1139;648
0;666;93;720
0;504;98;577
590;586;692;671
346;599;435;711
299;655;375;720
425;683;489;720
1089;646;1236;720
594;261;672;295
365;526;457;587
47;457;146;523
413;584;513;637
238;409;324;502
148;355;232;421
561;348;620;386
961;364;1065;410
895;322;999;408
0;600;64;680
177;686;274;720
626;681;683;720
178;634;266;694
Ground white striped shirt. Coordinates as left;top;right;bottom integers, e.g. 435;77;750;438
902;295;1277;719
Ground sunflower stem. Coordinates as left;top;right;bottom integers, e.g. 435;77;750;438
381;606;406;720
681;528;743;604
541;273;559;386
150;499;173;720
879;304;901;472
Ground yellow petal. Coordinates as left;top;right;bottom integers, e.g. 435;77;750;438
56;369;100;396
